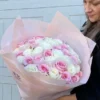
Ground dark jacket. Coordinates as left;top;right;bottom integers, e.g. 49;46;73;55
71;28;100;100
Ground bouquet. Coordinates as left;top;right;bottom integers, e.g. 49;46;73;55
14;36;82;84
0;12;95;100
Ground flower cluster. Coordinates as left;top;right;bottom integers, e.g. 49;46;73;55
13;36;82;84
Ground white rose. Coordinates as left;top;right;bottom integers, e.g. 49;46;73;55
49;68;60;79
54;39;63;45
19;43;30;51
25;64;38;72
39;41;52;50
45;56;57;62
62;56;72;64
53;49;64;58
17;56;24;64
45;37;57;47
32;46;43;56
67;64;77;76
35;38;43;44
76;65;81;73
23;49;32;56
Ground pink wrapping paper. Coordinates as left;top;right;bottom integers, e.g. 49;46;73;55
0;12;96;100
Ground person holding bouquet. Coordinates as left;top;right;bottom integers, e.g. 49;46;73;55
0;1;95;99
57;0;100;100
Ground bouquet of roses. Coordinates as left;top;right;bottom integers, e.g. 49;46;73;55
14;36;82;84
0;12;95;100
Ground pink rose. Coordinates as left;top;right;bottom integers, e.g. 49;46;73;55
54;46;62;50
76;71;83;78
16;51;23;57
55;61;67;72
17;41;25;47
23;56;33;65
28;38;38;48
61;44;69;49
61;72;71;82
62;49;71;56
23;39;28;44
38;64;49;73
71;56;79;65
34;54;43;63
71;75;80;83
28;38;35;44
44;50;52;57
35;36;44;40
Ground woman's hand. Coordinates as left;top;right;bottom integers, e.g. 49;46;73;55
56;94;77;100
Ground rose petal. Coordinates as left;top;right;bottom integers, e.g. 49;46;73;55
23;56;33;65
44;49;52;57
67;64;77;76
16;51;23;57
38;64;49;73
61;72;71;82
17;56;24;64
49;68;60;79
63;49;71;56
25;64;38;72
76;71;83;78
55;61;67;72
71;75;80;83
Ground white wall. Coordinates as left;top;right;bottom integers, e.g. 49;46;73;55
0;0;86;100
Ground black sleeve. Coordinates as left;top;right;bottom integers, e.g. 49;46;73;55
71;84;96;100
71;45;100;100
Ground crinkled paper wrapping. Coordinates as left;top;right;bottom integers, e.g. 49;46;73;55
0;12;96;100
